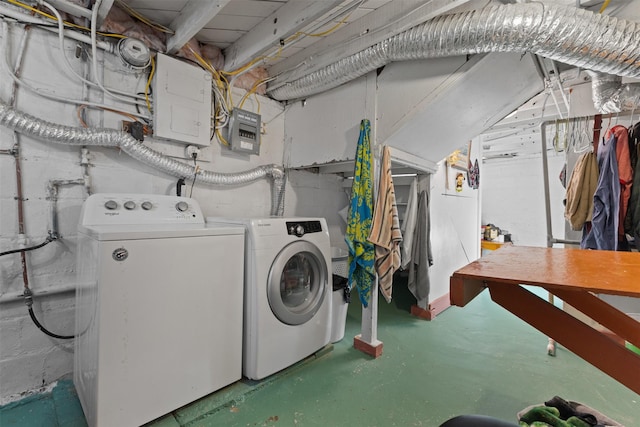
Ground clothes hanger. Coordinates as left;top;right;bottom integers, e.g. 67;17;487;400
573;117;592;154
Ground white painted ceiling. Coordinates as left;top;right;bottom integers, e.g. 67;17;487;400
9;0;639;159
114;0;640;159
117;0;635;75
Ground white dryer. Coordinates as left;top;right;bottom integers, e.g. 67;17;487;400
207;217;332;380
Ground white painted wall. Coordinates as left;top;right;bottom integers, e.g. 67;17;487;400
427;139;482;303
0;13;570;401
380;53;544;164
481;151;567;247
0;25;348;400
285;65;483;310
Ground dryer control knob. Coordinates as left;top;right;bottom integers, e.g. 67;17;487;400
291;224;305;237
104;200;118;210
175;201;189;212
124;201;136;210
141;201;152;210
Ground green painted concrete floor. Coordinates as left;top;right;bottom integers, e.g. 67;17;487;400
1;284;638;426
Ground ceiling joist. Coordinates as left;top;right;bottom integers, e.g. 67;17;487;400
223;0;344;72
166;0;232;54
268;0;472;90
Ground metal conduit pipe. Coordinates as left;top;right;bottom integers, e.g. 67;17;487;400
0;3;114;53
47;179;87;239
0;101;286;216
268;2;640;101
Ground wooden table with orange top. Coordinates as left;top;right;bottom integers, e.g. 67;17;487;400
450;245;640;395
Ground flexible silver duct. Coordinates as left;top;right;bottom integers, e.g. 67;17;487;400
588;70;640;114
587;71;624;114
0;101;286;216
268;2;640;101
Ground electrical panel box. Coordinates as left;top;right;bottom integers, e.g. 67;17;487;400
227;108;261;155
153;53;212;147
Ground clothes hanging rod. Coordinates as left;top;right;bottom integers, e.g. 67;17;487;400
544;110;638;124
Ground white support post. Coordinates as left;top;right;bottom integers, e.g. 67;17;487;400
353;72;383;357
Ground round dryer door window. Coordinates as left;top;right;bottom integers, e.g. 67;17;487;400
267;240;328;325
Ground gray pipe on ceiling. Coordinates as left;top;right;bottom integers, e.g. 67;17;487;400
0;101;286;216
267;2;640;101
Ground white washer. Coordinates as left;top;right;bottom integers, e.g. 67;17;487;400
75;194;245;427
207;217;332;380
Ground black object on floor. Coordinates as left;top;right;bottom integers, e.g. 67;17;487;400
439;414;519;427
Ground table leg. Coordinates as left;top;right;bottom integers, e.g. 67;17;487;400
544;286;640;350
486;281;640;395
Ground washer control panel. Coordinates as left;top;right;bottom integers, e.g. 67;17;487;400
286;220;323;237
80;193;205;226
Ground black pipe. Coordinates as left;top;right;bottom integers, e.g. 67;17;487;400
23;288;74;340
28;308;74;340
0;236;54;257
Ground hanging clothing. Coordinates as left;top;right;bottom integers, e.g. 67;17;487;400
345;119;375;308
407;190;433;302
625;141;640;247
368;146;403;303
400;176;418;269
606;125;633;238
564;151;599;231
468;158;480;189
582;133;620;250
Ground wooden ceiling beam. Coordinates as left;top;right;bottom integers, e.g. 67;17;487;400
166;0;232;54
223;0;344;72
268;0;473;91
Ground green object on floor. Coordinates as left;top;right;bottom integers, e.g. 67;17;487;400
519;405;592;426
1;285;638;426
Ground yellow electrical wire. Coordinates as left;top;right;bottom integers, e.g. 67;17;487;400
114;0;174;34
254;92;261;115
6;0;127;38
238;78;266;109
187;45;234;107
289;12;352;39
222;9;352;77
215;127;230;146
144;55;155;112
599;0;611;13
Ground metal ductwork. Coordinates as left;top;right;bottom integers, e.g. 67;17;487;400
588;71;640;114
268;2;640;101
0;101;286;216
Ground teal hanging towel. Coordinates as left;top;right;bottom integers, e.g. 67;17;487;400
345;119;375;307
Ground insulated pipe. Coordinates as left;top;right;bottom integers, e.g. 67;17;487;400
268;2;640;100
0;101;286;216
0;3;114;52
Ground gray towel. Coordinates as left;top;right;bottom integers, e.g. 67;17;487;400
407;190;433;301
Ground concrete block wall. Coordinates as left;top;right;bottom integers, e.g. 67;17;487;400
0;25;347;400
481;151;567;247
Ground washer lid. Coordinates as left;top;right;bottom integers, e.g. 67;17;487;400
78;224;244;241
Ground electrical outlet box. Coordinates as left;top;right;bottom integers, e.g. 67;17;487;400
153;53;212;147
227;108;261;155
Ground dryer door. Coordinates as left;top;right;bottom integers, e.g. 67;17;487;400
267;240;328;325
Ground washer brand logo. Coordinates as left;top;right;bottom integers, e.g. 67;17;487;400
257;223;271;227
112;248;128;261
